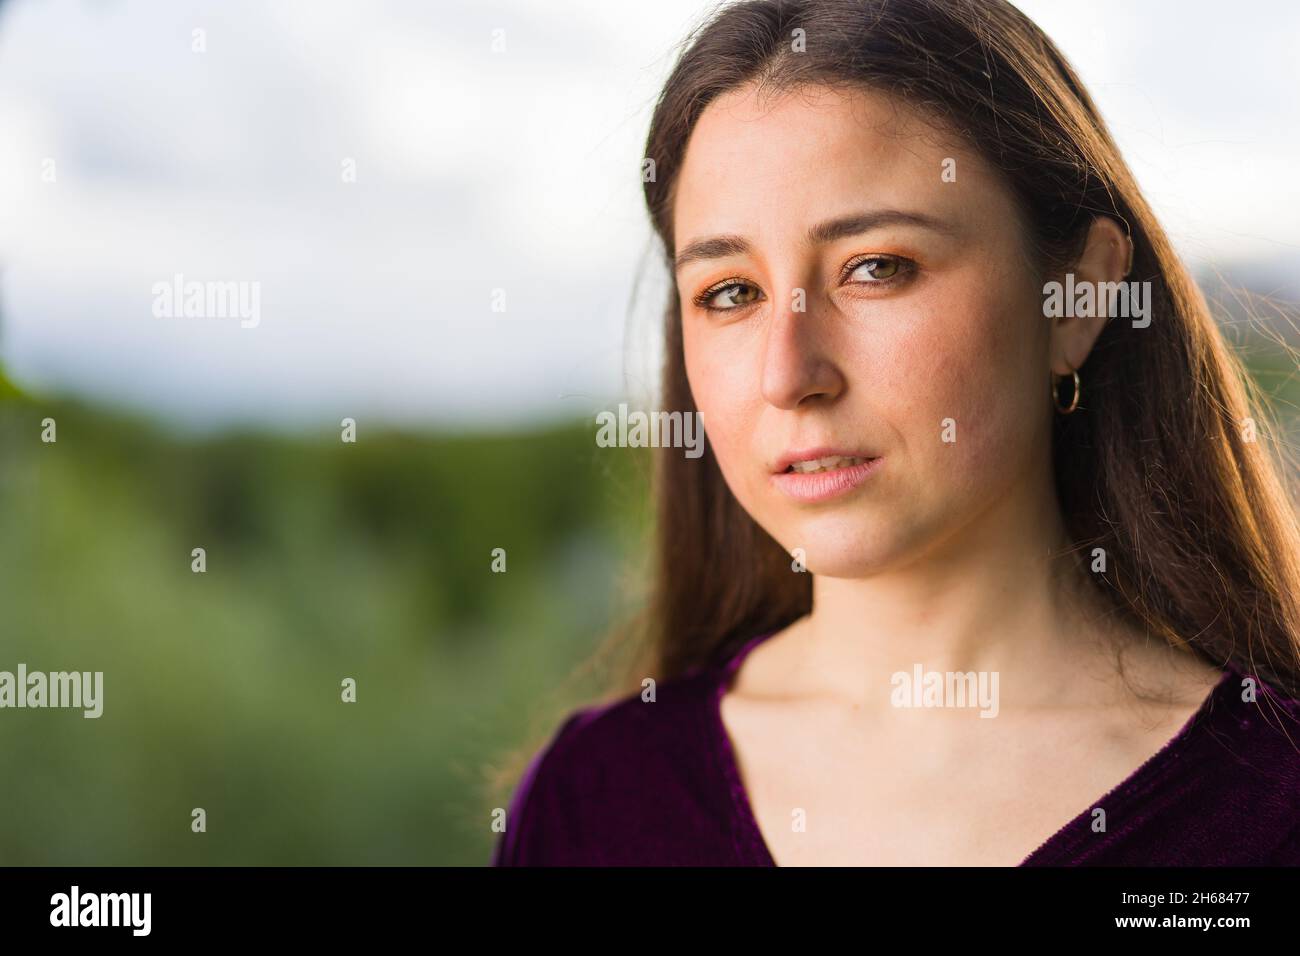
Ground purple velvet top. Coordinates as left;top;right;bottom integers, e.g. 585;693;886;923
491;630;1300;865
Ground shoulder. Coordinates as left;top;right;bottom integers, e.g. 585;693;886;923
490;668;721;866
1204;667;1300;772
1190;666;1300;863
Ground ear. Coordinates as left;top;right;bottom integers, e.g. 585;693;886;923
1049;216;1132;375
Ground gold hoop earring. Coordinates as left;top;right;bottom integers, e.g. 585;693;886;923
1053;368;1080;414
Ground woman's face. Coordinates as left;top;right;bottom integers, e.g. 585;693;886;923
672;83;1054;577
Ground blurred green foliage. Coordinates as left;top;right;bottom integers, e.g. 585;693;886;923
0;389;651;864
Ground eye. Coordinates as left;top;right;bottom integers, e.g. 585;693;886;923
692;278;763;312
843;254;914;285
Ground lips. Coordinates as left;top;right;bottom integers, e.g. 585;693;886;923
770;447;882;503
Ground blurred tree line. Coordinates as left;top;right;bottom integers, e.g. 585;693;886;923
0;381;651;864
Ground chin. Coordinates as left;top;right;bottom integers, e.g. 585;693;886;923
774;514;910;578
802;546;901;578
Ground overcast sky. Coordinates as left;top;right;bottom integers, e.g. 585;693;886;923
0;0;1296;430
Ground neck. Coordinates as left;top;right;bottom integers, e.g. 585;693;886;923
798;468;1119;707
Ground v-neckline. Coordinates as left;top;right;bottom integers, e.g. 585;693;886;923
708;629;1236;867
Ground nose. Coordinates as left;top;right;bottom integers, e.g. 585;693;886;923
759;290;846;410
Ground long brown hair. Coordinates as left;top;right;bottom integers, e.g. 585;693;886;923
487;0;1300;816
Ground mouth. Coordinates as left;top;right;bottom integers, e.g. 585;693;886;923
781;454;872;474
770;450;882;503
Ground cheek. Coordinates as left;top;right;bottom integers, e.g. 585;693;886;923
683;325;753;463
875;283;1045;494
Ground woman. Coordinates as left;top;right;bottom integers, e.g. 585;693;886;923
492;0;1300;865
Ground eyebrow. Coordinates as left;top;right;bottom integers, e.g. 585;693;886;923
673;209;953;273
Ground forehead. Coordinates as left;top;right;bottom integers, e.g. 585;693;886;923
671;82;1000;247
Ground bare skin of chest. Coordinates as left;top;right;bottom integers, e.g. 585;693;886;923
720;665;1218;867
